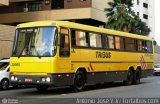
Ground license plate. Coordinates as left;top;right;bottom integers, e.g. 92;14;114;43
25;78;32;82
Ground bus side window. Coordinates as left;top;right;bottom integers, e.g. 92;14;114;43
89;32;102;48
75;30;88;47
125;38;136;51
142;41;147;52
102;35;109;49
107;35;114;49
137;40;143;51
146;41;153;53
59;28;70;57
115;36;124;50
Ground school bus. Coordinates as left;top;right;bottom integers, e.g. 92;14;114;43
10;21;154;92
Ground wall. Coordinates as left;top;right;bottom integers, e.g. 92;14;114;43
0;0;91;13
0;8;92;23
0;0;9;6
0;25;15;59
154;46;160;64
91;0;112;22
132;0;155;38
64;0;91;9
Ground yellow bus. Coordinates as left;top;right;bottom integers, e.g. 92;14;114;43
10;21;154;92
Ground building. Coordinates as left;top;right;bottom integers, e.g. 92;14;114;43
0;24;15;59
154;46;160;64
0;0;15;59
0;0;9;6
0;0;112;27
132;0;155;38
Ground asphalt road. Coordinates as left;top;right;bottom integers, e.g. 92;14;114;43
0;76;160;104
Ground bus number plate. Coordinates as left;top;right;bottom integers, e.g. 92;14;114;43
25;78;32;82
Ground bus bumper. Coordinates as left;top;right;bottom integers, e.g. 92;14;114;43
10;74;74;86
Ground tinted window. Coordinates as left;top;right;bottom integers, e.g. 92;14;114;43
115;36;124;50
138;40;143;51
59;28;70;57
75;31;88;47
125;38;135;51
147;41;153;53
89;33;102;48
108;35;114;49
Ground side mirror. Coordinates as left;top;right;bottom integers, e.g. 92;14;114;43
142;46;147;52
60;34;65;48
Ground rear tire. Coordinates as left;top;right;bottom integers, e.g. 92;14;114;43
124;69;134;85
73;71;86;92
133;70;141;84
1;79;9;90
36;85;49;92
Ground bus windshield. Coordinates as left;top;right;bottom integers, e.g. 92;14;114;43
12;27;57;57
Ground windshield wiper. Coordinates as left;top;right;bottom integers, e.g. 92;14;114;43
18;47;26;58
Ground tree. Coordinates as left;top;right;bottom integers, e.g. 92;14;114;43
130;14;150;35
104;0;150;35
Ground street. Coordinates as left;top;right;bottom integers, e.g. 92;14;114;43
0;76;160;104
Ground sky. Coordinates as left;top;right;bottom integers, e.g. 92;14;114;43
155;0;160;45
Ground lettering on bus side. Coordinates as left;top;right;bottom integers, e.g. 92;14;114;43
96;52;111;58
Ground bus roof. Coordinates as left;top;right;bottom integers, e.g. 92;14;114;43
17;21;152;41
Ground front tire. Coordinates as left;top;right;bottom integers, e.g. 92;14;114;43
1;79;9;90
73;71;86;92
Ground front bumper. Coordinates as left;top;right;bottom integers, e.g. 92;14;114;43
10;74;74;86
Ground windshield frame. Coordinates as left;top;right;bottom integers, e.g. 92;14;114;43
12;26;58;57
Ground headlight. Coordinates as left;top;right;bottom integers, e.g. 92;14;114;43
41;78;46;82
46;77;51;82
41;77;51;83
15;77;18;81
11;76;15;81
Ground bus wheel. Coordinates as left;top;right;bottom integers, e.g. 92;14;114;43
36;85;49;92
73;71;85;92
124;69;133;85
133;70;141;84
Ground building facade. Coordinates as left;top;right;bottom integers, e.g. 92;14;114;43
0;0;9;6
0;0;112;27
132;0;155;38
0;0;14;59
0;24;15;59
154;46;160;64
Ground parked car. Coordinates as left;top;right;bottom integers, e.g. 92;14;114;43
0;59;10;90
154;64;160;76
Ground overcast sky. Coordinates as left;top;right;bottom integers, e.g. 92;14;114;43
155;0;160;45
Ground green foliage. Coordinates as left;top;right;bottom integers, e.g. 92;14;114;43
104;0;150;35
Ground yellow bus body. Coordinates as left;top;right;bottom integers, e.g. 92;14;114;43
10;21;154;90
